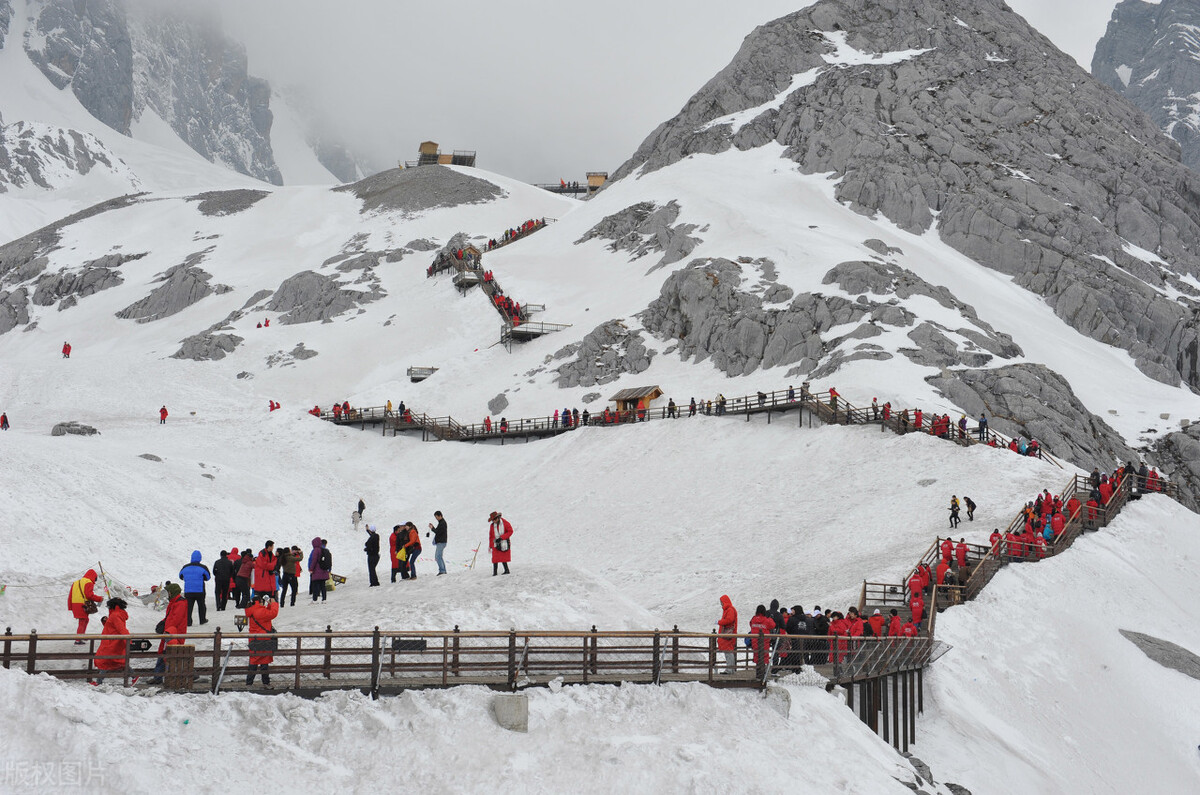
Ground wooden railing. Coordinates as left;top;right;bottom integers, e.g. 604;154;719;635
0;627;934;693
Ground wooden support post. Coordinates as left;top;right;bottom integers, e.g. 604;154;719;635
324;625;333;679
908;671;917;745
294;636;302;691
589;626;598;675
892;674;900;751
671;626;680;675
582;636;590;684
868;679;879;733
707;635;715;684
847;679;855;711
652;630;662;684
902;671;909;752
370;627;381;697
452;625;461;677
3;627;11;670
27;631;37;675
442;636;449;687
212;628;222;684
507;631;518;691
881;675;889;744
917;668;924;714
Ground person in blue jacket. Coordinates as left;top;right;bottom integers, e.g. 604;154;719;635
179;550;211;626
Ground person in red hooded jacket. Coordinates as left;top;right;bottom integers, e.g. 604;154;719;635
910;593;925;628
827;611;849;664
887;609;902;638
989;528;1002;557
245;593;280;687
955;539;969;568
940;537;954;562
488;511;513;576
868;609;886;637
1050;511;1066;537
92;598;131;684
68;569;104;641
900;620;918;638
253;541;278;598
717;595;738;674
159;405;168;424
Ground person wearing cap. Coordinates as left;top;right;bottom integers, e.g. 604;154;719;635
147;583;187;684
868;609;885;637
245;593;280;688
488;511;513;576
364;524;381;587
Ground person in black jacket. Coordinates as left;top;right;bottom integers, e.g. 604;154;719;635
233;549;254;609
807;608;829;664
428;511;448;575
785;605;808;671
212;551;234;611
364;525;381;586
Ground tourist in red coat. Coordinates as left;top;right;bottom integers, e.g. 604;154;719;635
749;605;776;667
93;598;131;683
1099;480;1114;505
245;594;280;687
940;537;954;561
253;542;278;597
989;529;1002;556
936;559;950;586
887;609;902;638
1066;496;1081;520
488;511;513;576
827;612;848;664
1050;511;1066;537
868;609;886;637
954;539;969;568
68;569;104;639
159;405;168;424
910;594;925;628
147;583;187;684
717;595;738;674
900;621;918;638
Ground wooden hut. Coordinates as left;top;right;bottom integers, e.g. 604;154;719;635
586;172;609;194
609;385;664;415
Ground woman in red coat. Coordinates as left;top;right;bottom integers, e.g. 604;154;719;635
748;605;776;668
488;511;513;576
68;569;103;639
253;542;278;597
148;583;187;684
93;598;131;684
716;595;737;674
245;594;280;687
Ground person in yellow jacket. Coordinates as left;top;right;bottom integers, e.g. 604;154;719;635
68;569;104;643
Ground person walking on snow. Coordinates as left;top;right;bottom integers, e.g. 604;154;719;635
390;525;404;582
62;342;71;358
364;524;381;587
717;595;738;674
964;496;976;521
0;412;7;430
178;550;210;626
403;522;422;579
159;406;168;424
429;511;448;575
68;569;104;642
489;511;513;576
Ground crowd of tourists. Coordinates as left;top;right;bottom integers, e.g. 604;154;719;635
485;218;546;251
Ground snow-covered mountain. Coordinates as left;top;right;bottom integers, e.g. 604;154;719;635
1093;0;1200;173
0;0;374;242
2;0;1200;792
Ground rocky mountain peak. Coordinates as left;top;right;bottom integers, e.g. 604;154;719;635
612;0;1200;394
1093;0;1200;172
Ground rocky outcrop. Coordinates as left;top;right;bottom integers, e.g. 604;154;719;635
0;1;11;50
1148;424;1200;511
0;122;131;191
116;250;224;322
24;0;134;134
265;343;318;368
1120;629;1200;681
925;364;1139;469
1093;0;1200;173
0;288;29;334
575;201;702;271
172;322;243;361
51;421;99;437
552;320;655;388
186;189;270;217
31;256;131;309
335;165;504;216
612;0;1200;392
266;270;383;324
487;393;509;415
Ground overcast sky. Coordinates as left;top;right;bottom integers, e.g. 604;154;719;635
208;0;1127;183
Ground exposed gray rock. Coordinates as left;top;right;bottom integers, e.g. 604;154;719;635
1094;1;1200;174
925;364;1139;468
241;289;274;309
1119;629;1200;681
139;453;162;462
488;393;509;415
0;288;30;334
51;421;99;437
575;201;701;271
863;238;903;257
612;0;1200;392
186;189;269;217
31;253;133;309
291;343;318;361
24;0;134;134
265;344;317;368
266;270;384;324
0;1;10;50
335;165;504;216
1147;424;1200;511
0;122;127;191
171;311;244;361
582;392;601;404
405;238;439;252
116;250;216;322
552;320;655;388
945;785;973;795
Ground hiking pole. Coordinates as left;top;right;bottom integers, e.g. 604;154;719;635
97;561;112;599
212;644;235;695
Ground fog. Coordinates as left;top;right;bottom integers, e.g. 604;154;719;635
198;0;1124;183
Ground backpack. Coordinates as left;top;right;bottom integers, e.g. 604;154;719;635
319;547;332;571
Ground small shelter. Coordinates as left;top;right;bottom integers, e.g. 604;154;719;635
609;385;663;414
586;172;609;195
